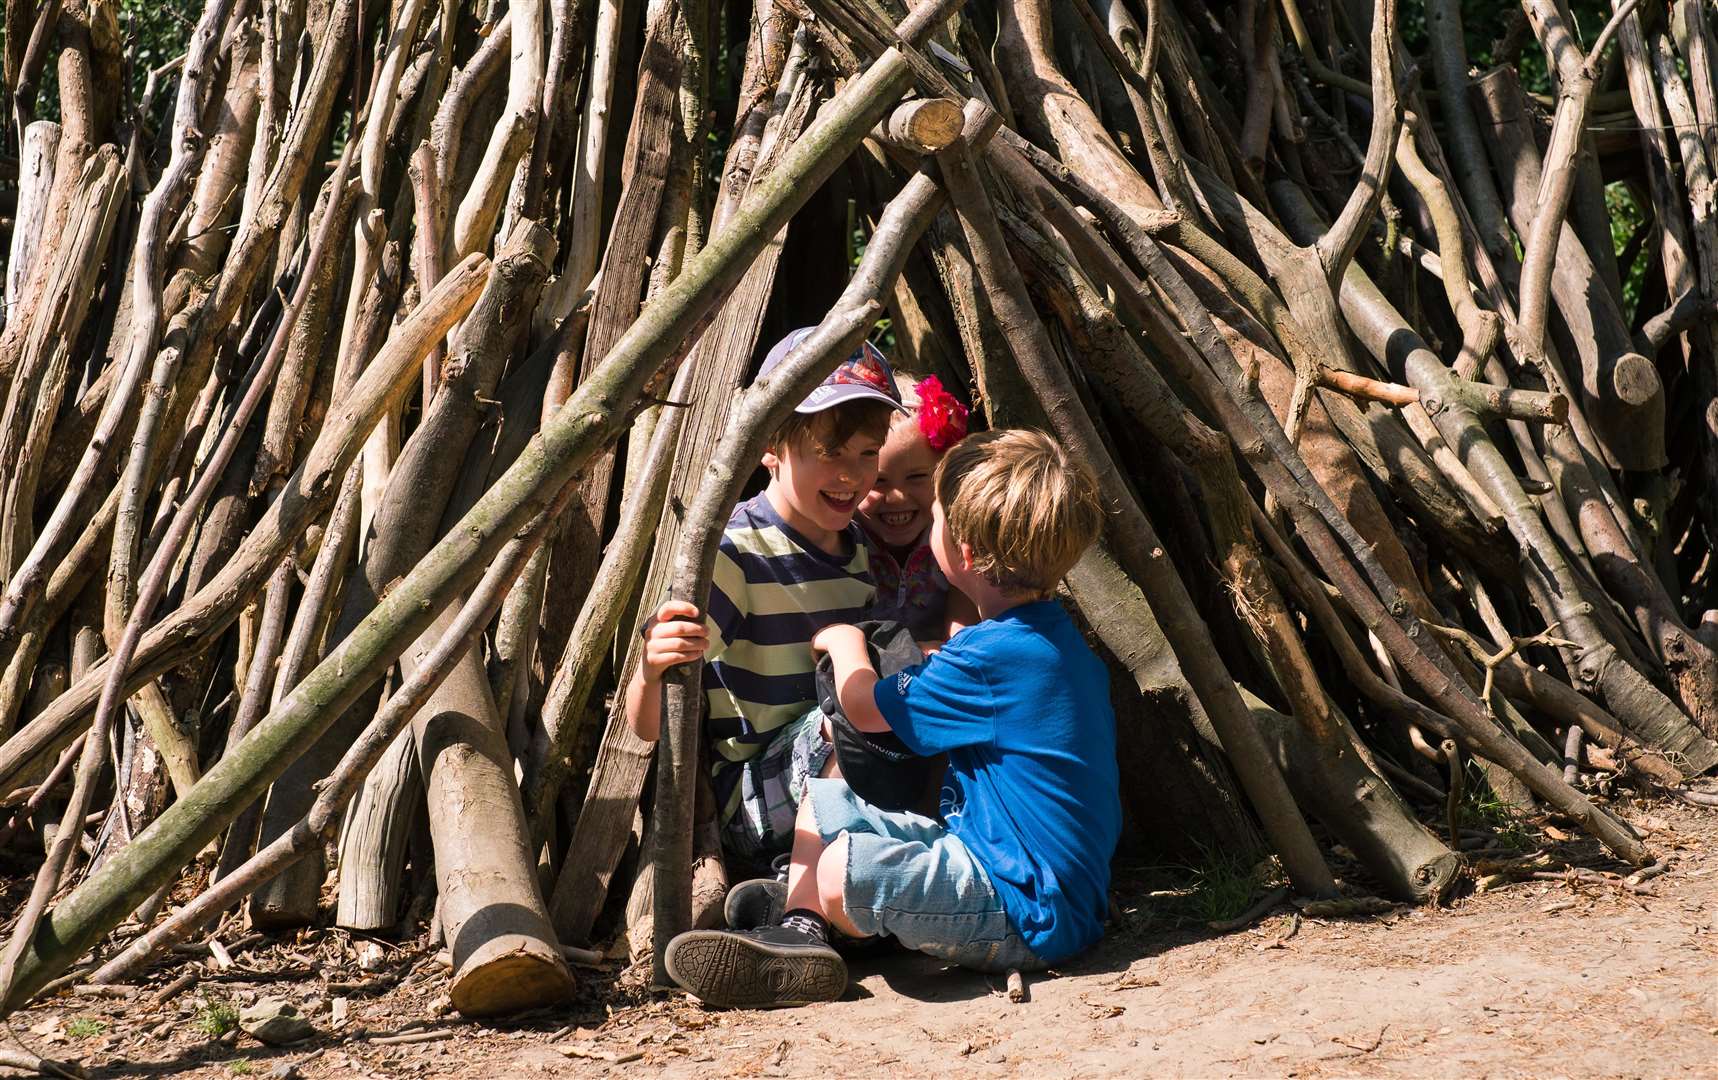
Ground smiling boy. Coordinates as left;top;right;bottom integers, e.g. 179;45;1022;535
627;328;904;862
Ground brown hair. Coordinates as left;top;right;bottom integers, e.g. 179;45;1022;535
771;400;897;458
934;429;1105;595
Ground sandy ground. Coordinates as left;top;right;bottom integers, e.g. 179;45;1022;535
7;797;1717;1079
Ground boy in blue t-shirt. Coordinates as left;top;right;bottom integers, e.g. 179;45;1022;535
665;429;1119;1008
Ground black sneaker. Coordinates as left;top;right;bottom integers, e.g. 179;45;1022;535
723;878;788;931
664;926;848;1008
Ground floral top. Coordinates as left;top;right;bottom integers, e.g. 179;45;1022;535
863;532;952;640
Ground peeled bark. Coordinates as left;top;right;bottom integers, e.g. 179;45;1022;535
409;604;573;1015
3;120;60;319
334;730;422;932
0;147;124;599
162;26;262;317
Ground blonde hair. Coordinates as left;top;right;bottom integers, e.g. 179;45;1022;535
934;429;1105;594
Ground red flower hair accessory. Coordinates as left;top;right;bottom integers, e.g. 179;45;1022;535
914;375;969;452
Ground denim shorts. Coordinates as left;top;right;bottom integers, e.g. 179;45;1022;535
805;777;1042;973
723;707;833;862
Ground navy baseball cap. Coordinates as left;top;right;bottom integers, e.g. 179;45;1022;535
758;327;907;414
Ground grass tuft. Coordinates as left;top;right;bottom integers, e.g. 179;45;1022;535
196;998;240;1039
1459;779;1540;850
1179;847;1279;924
1122;845;1282;928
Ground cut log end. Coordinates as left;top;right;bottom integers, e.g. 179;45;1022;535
448;935;574;1017
1408;849;1465;905
1610;352;1660;408
884;98;965;153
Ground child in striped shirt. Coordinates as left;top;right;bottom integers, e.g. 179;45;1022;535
626;328;905;862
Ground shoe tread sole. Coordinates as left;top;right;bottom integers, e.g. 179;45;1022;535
665;931;847;1009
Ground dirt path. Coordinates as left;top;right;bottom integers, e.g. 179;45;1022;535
10;799;1718;1078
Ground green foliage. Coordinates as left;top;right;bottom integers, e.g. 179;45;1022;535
1178;848;1280;923
1131;846;1283;927
1459;775;1540;850
1607;183;1649;319
196;998;240;1039
846;202;899;356
121;0;196;98
65;1016;107;1038
0;0;196;124
1398;0;1620;94
228;1059;253;1076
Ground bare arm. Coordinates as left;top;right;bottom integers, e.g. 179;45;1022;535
814;623;889;733
624;666;662;743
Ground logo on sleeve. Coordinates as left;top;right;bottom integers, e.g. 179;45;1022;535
894;671;914;694
941;778;964;824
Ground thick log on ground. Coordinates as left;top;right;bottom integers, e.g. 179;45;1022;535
407;605;573;1015
1246;692;1462;904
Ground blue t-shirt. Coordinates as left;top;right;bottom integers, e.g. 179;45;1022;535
872;600;1120;963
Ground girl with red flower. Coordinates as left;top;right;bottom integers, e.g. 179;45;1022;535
858;373;980;640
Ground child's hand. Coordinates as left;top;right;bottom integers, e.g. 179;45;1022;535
641;600;708;683
812;623;864;657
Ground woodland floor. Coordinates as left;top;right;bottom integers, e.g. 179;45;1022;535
5;796;1717;1079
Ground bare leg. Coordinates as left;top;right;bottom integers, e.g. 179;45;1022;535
815;834;862;937
818;717;843;779
782;794;863;937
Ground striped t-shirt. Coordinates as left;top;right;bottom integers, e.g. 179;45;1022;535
703;492;875;815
